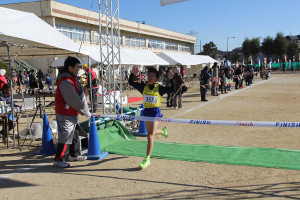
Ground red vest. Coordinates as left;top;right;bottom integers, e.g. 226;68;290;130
0;76;7;90
55;76;79;116
86;68;96;80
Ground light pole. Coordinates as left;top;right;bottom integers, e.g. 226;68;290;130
199;40;201;54
227;36;235;55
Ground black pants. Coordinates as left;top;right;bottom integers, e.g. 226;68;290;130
221;85;227;93
167;93;173;107
200;85;207;100
0;119;13;136
89;88;98;112
55;126;80;162
234;78;239;89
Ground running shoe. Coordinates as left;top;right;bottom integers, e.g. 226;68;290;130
53;161;70;168
161;126;168;138
68;155;87;162
139;158;150;169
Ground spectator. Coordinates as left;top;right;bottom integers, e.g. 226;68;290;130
180;66;185;79
37;69;44;82
211;62;219;96
163;67;174;107
220;72;227;94
282;63;286;73
0;69;7;90
0;84;20;142
173;67;184;109
45;73;52;91
83;64;98;113
24;74;29;94
234;65;242;89
29;69;38;95
199;66;210;101
16;70;23;94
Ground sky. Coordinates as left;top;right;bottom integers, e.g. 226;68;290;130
1;0;300;53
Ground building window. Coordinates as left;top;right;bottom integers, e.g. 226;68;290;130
94;32;121;45
148;39;164;49
56;24;90;42
165;42;178;51
125;36;145;48
179;44;190;52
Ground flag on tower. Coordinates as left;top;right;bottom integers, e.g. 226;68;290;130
160;0;190;6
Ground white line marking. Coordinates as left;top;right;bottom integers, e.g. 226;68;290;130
0;162;50;180
172;77;276;118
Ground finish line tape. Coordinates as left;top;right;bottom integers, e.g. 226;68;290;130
93;108;144;123
92;114;300;128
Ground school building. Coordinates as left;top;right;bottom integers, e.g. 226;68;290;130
0;0;196;58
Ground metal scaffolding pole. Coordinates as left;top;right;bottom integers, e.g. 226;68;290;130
98;0;122;114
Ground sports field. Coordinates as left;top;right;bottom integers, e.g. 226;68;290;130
1;73;300;199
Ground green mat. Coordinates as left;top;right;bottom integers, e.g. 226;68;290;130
94;121;300;171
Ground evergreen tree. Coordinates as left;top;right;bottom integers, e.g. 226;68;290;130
242;38;251;63
273;32;288;62
202;41;217;59
261;36;274;62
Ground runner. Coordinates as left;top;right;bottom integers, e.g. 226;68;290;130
129;66;174;169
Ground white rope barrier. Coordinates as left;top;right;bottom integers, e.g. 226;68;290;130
92;114;300;128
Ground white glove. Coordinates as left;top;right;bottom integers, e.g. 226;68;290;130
85;111;91;118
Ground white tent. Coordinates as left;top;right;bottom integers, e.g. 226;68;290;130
158;52;219;66
0;7;91;147
122;49;169;66
81;46;169;66
51;56;98;67
157;52;195;65
0;7;89;60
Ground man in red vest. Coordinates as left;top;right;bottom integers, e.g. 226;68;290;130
53;57;91;168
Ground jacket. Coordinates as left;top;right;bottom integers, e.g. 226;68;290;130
55;73;89;116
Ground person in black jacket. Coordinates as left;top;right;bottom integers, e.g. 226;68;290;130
234;66;242;89
29;69;38;95
163;67;174;107
199;66;210;101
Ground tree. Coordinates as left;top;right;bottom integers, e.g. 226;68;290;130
249;38;260;63
273;32;288;62
261;36;274;62
231;51;240;63
242;38;251;63
202;41;217;59
287;41;299;61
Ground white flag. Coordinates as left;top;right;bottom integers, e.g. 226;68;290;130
160;0;190;6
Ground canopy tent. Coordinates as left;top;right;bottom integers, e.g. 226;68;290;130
81;46;169;66
158;52;196;65
0;7;89;60
122;49;169;66
158;52;219;66
0;7;91;147
51;56;98;67
199;55;220;64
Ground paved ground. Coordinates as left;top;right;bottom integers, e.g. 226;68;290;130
1;73;300;199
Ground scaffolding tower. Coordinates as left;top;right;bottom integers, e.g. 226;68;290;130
98;0;123;114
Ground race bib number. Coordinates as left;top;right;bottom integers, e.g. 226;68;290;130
144;95;158;104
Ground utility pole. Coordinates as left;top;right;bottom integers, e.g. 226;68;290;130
200;40;201;54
